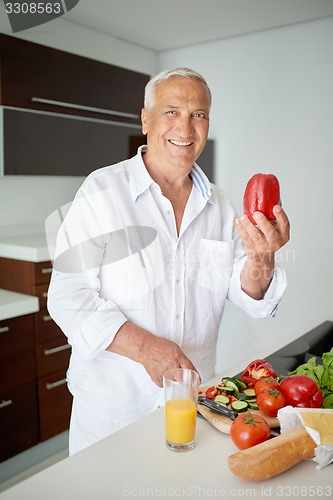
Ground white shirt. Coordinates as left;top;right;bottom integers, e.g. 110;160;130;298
47;146;287;454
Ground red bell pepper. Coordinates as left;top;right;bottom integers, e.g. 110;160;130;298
240;359;277;386
280;374;323;408
243;173;281;224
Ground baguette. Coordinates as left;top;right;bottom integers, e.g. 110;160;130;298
228;427;316;481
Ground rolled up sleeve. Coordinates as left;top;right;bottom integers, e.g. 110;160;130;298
227;257;288;318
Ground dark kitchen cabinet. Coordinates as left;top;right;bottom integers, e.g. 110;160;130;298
0;314;39;462
0;257;72;448
0;34;149;176
0;34;148;121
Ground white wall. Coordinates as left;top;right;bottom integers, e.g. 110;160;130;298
0;10;158;236
159;17;333;373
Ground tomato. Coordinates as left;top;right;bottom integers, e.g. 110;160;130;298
280;374;323;408
205;386;218;400
254;377;280;396
230;411;271;450
256;388;287;417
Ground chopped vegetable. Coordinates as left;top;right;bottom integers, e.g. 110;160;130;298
240;359;277;386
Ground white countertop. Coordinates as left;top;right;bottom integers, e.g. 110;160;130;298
0;289;39;321
0;356;331;500
0;234;50;262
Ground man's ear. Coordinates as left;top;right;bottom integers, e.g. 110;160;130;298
141;108;148;135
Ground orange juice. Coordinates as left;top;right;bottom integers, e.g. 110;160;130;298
165;398;197;445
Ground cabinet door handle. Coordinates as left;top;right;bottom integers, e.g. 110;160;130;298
44;344;71;356
43;315;53;322
46;378;67;390
41;267;53;274
31;97;140;120
42;292;48;298
0;326;9;333
0;399;13;409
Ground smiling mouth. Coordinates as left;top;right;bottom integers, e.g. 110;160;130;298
168;139;193;147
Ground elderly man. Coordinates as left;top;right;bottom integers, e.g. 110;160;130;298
48;67;290;454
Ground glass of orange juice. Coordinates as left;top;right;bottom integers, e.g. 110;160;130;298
163;368;200;451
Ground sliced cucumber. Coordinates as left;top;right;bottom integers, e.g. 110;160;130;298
233;377;247;391
214;394;230;405
238;392;250;401
216;385;235;394
242;388;256;398
231;400;248;413
248;402;259;410
225;380;239;396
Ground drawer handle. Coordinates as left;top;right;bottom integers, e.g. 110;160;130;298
0;326;9;333
41;267;53;274
44;344;71;356
0;399;13;409
31;97;140;121
43;315;53;322
46;378;67;390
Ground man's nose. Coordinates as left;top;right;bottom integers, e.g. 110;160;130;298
177;115;193;137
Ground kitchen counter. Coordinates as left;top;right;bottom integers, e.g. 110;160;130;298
0;354;331;500
0;289;39;321
0;234;50;262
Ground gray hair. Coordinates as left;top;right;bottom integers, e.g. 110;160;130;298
144;67;212;111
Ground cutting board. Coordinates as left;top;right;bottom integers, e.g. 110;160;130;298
197;387;279;434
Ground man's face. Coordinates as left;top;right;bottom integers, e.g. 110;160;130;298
141;76;210;173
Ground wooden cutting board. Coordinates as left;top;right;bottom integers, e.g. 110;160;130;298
197;387;279;434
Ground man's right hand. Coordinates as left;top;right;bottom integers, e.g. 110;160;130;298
107;321;199;387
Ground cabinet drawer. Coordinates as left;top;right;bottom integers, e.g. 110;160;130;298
32;283;49;307
34;309;64;344
0;314;36;391
0;381;39;462
33;261;53;285
38;370;72;441
36;338;71;377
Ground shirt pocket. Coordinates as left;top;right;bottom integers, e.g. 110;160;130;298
198;239;235;293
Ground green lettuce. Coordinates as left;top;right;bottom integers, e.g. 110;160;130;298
289;347;333;408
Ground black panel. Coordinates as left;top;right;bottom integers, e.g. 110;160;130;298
3;108;141;176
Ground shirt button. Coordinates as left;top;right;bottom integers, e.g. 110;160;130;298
176;314;180;320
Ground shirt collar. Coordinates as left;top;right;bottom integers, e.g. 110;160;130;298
129;145;214;203
129;146;154;202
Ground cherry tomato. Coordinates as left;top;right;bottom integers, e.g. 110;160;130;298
256;388;287;417
254;377;280;396
230;411;271;450
280;375;323;408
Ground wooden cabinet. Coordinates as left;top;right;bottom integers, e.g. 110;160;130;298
0;257;72;448
0;34;149;176
0;34;149;123
0;315;38;462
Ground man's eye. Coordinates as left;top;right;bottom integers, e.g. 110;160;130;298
193;112;207;118
166;110;176;115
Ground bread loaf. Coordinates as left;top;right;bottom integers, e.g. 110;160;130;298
228;427;316;481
